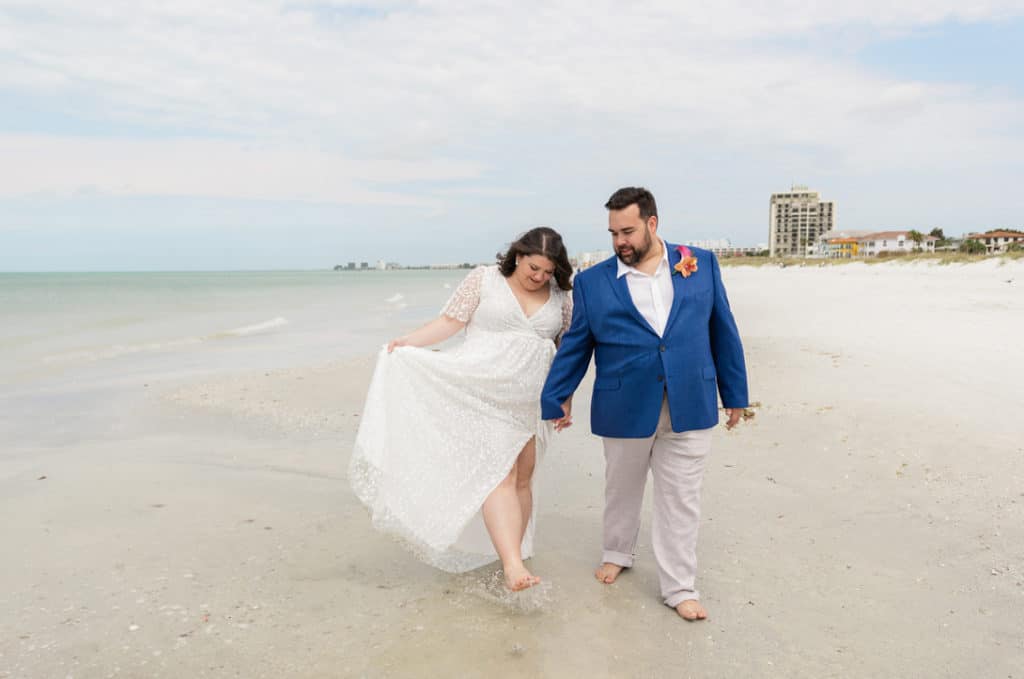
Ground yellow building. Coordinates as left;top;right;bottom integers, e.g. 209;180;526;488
828;237;860;258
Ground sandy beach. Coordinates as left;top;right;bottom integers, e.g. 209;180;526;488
3;259;1023;678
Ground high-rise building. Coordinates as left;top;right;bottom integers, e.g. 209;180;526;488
769;186;837;257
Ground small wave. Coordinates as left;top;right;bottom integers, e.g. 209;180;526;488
443;283;452;289
385;293;405;303
214;317;289;338
43;337;203;364
41;317;289;364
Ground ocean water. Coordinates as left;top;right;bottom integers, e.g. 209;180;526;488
0;269;472;388
0;269;470;441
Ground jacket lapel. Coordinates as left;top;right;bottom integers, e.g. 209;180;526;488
602;258;659;336
663;242;687;336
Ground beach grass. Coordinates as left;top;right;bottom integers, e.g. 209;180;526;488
720;250;1023;267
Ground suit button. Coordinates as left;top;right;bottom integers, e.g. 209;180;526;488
659;345;666;352
657;375;664;382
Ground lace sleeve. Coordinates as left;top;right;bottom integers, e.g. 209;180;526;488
557;288;574;344
440;266;487;322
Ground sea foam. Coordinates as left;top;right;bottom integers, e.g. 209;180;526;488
215;317;289;337
42;317;290;364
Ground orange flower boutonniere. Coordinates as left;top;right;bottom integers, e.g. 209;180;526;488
674;245;698;278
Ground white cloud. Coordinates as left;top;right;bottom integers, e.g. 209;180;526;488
0;134;483;204
1;1;1023;202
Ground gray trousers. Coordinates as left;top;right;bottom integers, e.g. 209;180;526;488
601;398;713;608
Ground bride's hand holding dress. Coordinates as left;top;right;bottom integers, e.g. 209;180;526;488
386;315;466;353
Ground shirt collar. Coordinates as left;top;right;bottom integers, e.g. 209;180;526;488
616;237;669;278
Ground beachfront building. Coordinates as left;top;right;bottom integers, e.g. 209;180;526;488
966;230;1024;253
769;186;837;257
828;238;860;258
813;230;871;258
573;250;612;270
689;238;731;251
684;240;757;259
857;231;937;256
712;246;765;258
687;239;766;258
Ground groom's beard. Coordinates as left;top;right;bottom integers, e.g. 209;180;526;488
616;229;653;266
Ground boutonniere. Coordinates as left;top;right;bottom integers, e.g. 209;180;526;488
674;245;698;278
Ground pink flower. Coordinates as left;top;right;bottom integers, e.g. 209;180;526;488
674;245;698;278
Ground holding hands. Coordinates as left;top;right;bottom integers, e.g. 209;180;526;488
553;397;573;432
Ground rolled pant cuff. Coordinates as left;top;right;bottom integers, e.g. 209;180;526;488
601;550;635;568
664;591;700;608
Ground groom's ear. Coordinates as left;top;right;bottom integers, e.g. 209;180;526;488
647;215;658;233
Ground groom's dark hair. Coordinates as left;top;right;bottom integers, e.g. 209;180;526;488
605;187;658;221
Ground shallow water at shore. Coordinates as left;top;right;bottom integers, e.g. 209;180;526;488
0;269;468;449
0;269;468;389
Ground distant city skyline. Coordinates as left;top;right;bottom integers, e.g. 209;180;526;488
2;4;1023;271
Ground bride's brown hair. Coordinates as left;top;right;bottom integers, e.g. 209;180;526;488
496;227;573;291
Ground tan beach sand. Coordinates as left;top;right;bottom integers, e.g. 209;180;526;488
3;259;1022;678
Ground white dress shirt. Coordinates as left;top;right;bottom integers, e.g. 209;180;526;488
616;238;675;337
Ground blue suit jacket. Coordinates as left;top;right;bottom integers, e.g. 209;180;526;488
541;243;748;437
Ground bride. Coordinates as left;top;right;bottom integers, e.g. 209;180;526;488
349;227;574;591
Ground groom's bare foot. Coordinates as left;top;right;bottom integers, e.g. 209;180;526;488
594;562;624;584
675;599;708;621
504;564;540;592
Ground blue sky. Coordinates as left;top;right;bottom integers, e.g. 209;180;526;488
2;1;1023;271
858;17;1024;92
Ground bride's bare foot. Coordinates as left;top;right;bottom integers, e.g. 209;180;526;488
503;564;540;591
675;599;708;621
594;562;624;584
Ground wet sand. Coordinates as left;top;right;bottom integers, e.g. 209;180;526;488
2;259;1023;678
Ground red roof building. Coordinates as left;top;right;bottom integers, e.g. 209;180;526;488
966;231;1024;253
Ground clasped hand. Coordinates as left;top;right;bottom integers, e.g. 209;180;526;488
553;399;573;432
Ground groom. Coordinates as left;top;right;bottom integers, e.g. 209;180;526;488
541;186;748;621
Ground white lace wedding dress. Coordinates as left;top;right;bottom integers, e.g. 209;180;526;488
349;265;572;572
